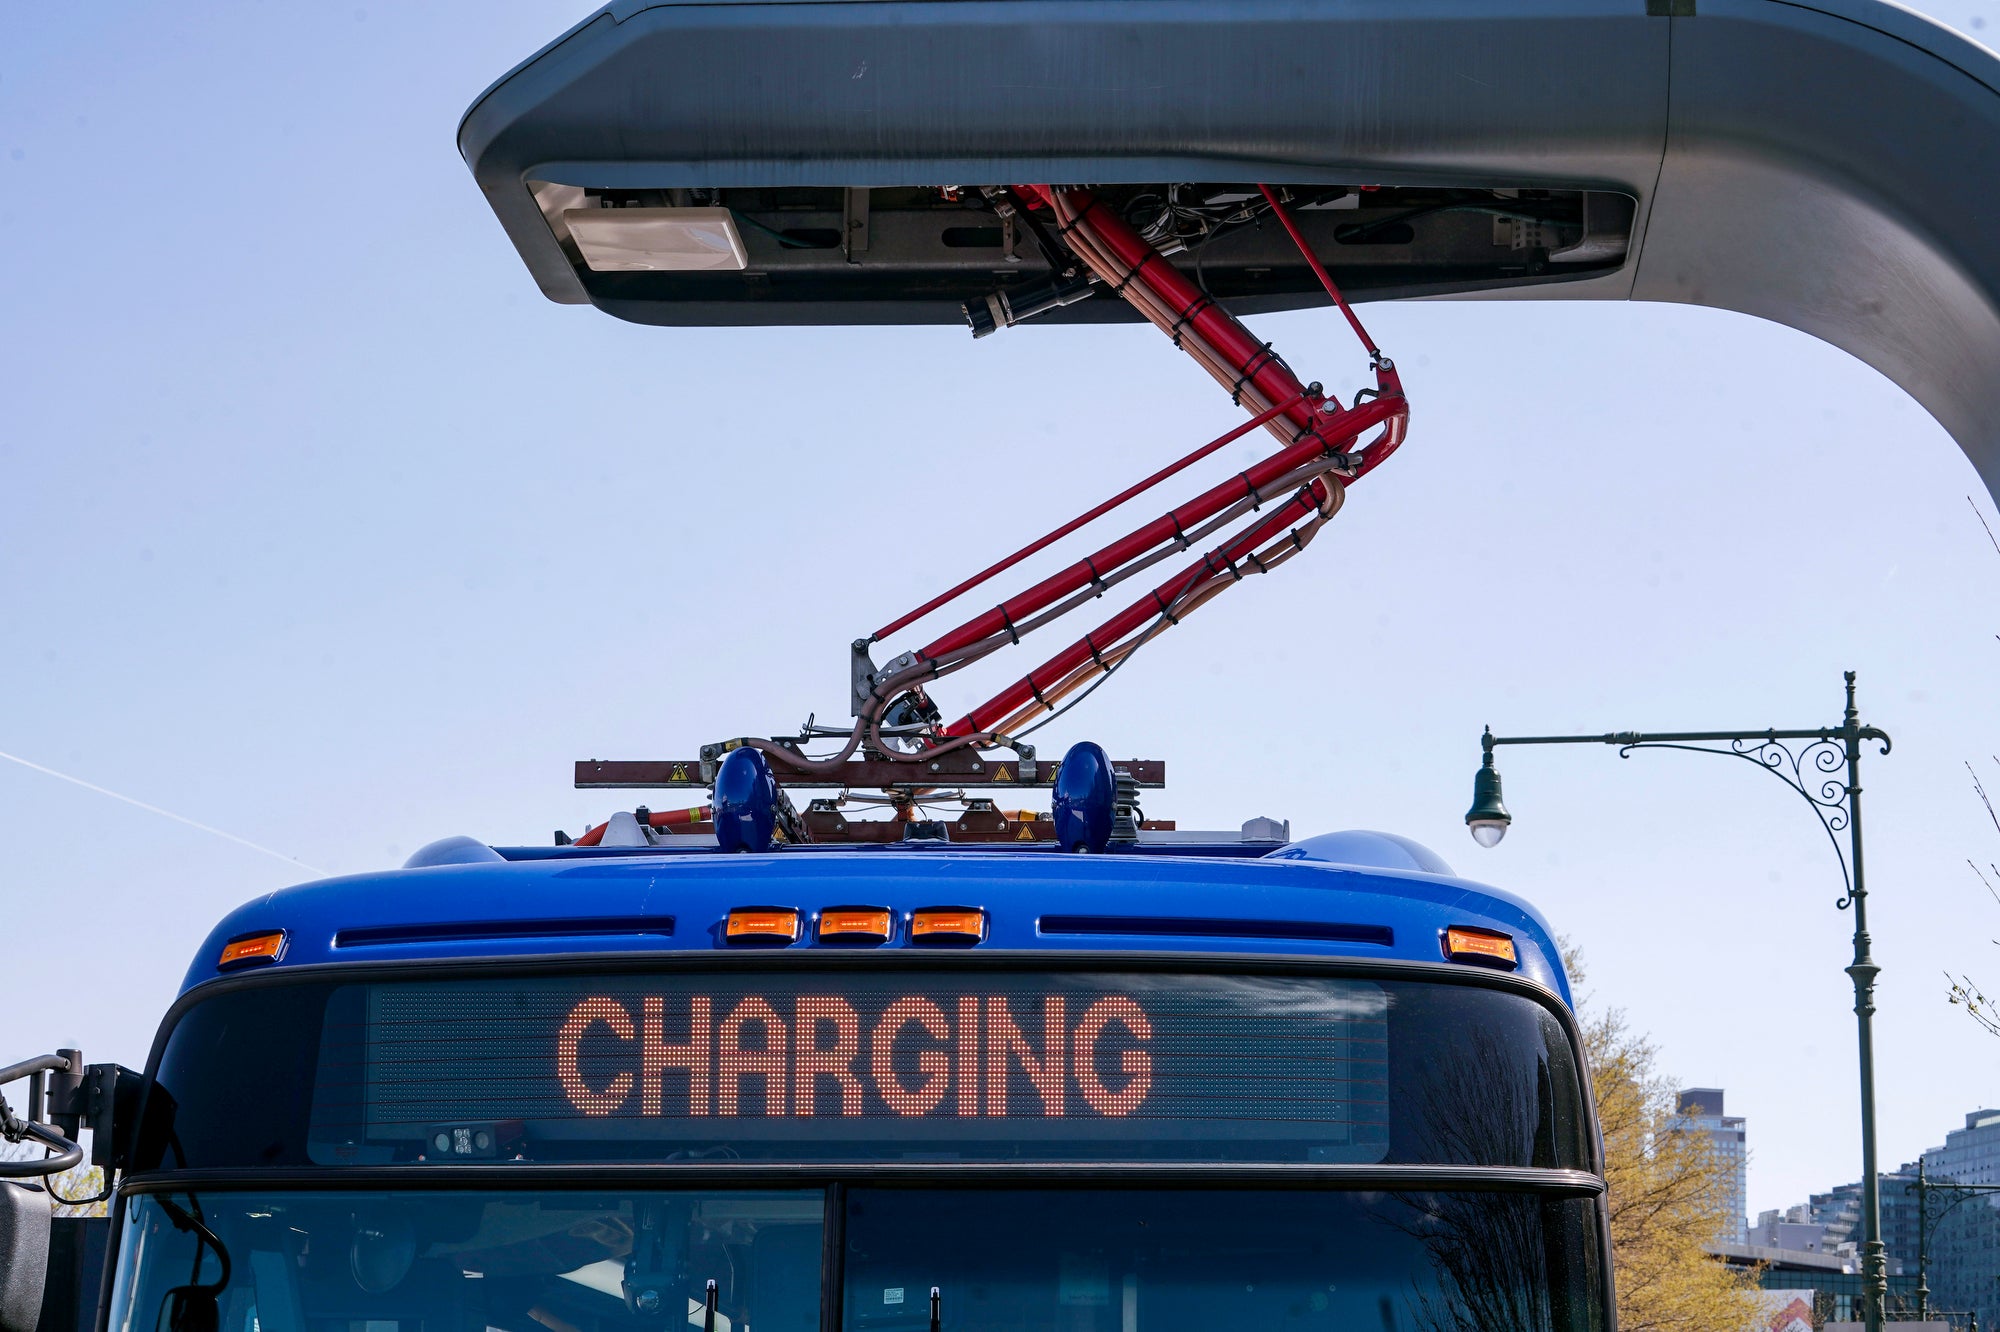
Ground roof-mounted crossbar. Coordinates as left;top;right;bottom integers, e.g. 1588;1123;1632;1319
575;757;1164;790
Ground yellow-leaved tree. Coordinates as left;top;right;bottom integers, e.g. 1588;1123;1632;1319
43;1162;111;1217
1569;945;1765;1332
0;1136;111;1217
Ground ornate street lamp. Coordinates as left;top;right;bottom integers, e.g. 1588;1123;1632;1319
1910;1158;2000;1323
1468;671;1892;1332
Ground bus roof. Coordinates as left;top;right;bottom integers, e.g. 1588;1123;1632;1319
183;834;1573;1006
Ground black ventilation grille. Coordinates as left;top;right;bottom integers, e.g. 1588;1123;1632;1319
334;916;675;948
1038;915;1392;946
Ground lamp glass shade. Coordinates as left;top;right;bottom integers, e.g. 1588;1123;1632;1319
1464;762;1511;848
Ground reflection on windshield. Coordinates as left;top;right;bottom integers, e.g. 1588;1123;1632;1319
107;1188;1601;1332
842;1190;1602;1332
108;1192;823;1332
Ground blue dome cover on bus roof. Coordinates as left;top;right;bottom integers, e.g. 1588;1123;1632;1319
1266;831;1455;877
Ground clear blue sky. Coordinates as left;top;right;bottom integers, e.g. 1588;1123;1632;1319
3;0;1997;1219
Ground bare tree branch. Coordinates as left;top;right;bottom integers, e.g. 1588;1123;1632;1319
1970;494;2000;556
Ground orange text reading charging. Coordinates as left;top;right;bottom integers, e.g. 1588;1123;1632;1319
556;993;1153;1119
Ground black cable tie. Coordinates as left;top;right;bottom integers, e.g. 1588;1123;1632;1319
1085;633;1109;669
1168;293;1215;349
1028;675;1053;709
1238;471;1262;511
1048;195;1098;239
1246;550;1272;574
1168;512;1192;550
1151;590;1183;626
1110;249;1166;299
1228;343;1278;406
1084;556;1108;594
1203;552;1244;583
997;606;1022;645
1072;194;1111;229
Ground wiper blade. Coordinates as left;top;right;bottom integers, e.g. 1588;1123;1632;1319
155;1196;232;1332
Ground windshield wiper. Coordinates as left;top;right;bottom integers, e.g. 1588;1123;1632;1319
154;1196;232;1332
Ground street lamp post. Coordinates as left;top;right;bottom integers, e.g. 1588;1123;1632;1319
1910;1157;2000;1323
1466;672;1892;1332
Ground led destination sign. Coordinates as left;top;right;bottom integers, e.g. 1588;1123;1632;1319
554;990;1161;1118
307;973;1392;1164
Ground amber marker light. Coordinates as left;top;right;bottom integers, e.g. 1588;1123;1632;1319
910;907;987;946
218;929;287;970
724;907;801;945
1443;926;1518;969
817;908;893;944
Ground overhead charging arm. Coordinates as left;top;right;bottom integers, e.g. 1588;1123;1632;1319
879;185;1407;742
686;182;1409;794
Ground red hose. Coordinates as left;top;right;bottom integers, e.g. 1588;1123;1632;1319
943;478;1336;735
917;393;1401;663
871;392;1303;643
572;804;712;846
1021;185;1334;443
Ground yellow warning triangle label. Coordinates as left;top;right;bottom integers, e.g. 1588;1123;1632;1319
994;765;1013;782
1017;823;1034;839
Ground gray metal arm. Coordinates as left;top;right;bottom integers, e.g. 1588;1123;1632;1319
460;0;2000;494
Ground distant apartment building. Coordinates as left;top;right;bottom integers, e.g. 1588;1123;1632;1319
1722;1204;1914;1327
1804;1168;1923;1277
1732;1179;1930;1324
1919;1110;2000;1330
1750;1206;1827;1254
1674;1087;1748;1244
1925;1108;2000;1187
1754;1110;2000;1330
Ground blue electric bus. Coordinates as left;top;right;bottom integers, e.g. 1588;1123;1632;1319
8;780;1608;1332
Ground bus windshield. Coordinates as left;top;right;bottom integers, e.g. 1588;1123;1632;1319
107;1187;1605;1332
